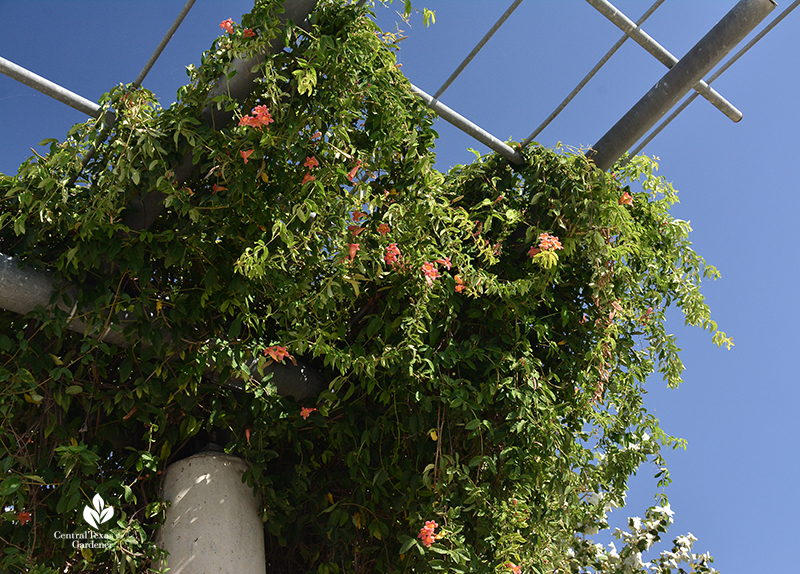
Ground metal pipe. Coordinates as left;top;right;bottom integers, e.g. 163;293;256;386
589;0;776;171
0;252;323;398
628;0;800;158
433;0;523;99
586;0;743;122
410;83;524;165
133;0;198;88
0;253;129;347
125;0;319;231
0;56;108;121
522;0;665;147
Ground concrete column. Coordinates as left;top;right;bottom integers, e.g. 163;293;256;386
157;452;265;574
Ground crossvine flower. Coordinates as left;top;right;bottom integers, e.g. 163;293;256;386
347;160;362;182
239;105;274;129
421;262;440;287
264;345;290;363
417;520;438;547
384;243;401;267
219;18;234;34
347;243;360;261
538;232;562;251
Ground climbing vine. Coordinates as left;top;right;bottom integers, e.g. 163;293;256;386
0;1;727;573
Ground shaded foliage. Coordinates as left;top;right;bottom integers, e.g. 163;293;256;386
0;1;726;572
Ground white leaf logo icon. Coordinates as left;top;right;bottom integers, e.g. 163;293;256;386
83;493;114;529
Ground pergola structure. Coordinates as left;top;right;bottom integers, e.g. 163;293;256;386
1;0;794;571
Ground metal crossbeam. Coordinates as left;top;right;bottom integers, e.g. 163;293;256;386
433;0;523;99
590;0;776;171
522;0;665;147
134;0;197;88
0;56;108;121
410;83;524;165
71;0;198;183
587;0;743;122
628;0;800;159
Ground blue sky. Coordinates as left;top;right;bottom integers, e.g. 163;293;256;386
1;1;798;572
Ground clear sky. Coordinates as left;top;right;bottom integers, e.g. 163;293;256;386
2;1;798;572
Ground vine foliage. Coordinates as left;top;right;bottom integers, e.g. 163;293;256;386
0;1;727;572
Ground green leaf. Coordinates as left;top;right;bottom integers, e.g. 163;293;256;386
464;419;481;431
399;535;416;554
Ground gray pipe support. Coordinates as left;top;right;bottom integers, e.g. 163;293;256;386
589;0;776;171
0;56;110;122
586;0;743;122
124;0;319;231
410;83;525;165
0;254;129;347
0;253;323;399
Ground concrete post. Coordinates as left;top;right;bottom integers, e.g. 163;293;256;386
157;452;265;574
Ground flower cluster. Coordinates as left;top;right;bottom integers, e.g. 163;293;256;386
538;232;562;251
421;262;440;287
569;504;717;574
264;345;291;363
528;232;563;259
239;105;274;130
454;274;466;293
220;18;255;38
417;520;438;547
301;155;319;185
420;258;452;287
384;243;401;268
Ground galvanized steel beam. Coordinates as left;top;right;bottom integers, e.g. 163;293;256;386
124;0;319;231
410;83;525;165
433;0;523;99
586;0;743;123
0;253;323;399
628;0;800;158
133;0;198;88
522;0;665;146
0;56;112;123
589;0;776;171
